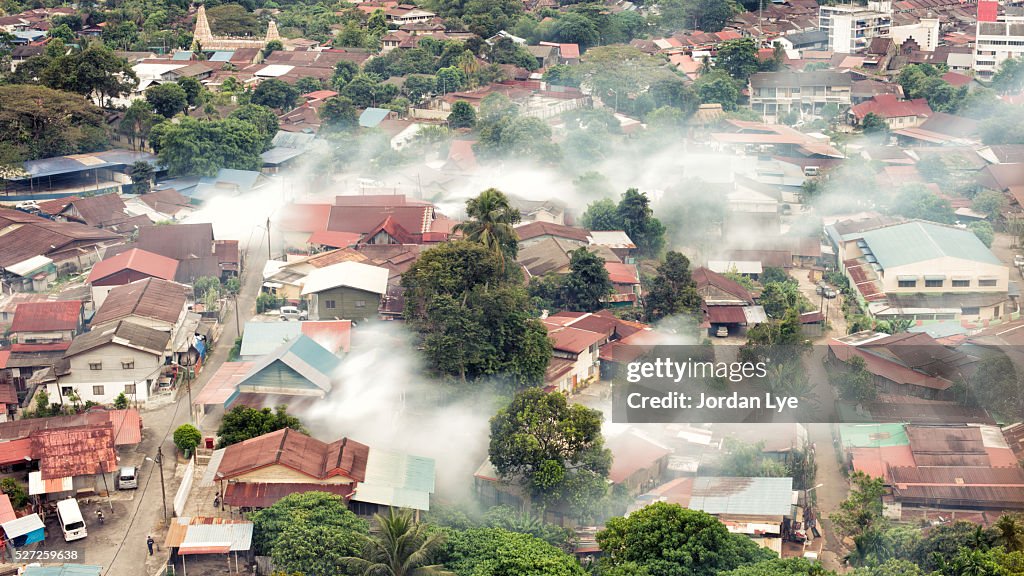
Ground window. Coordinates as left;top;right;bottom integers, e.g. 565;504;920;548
124;384;136;395
61;387;73;397
925;279;943;288
88;362;102;371
952;279;970;288
979;279;998;287
325;299;336;309
898;279;916;288
962;307;980;316
121;360;135;370
92;385;105;396
355;300;366;308
993;306;1001;317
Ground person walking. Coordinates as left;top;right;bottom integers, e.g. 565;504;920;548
147;535;154;555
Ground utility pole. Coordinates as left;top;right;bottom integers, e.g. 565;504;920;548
157;446;167;519
266;217;271;261
233;292;240;336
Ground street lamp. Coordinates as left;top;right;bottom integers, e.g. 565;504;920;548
145;447;167;520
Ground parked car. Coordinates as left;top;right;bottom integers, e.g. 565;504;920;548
56;498;87;542
15;200;39;211
117;466;138;490
279;306;308;321
715;326;729;337
823;288;837;299
1014;255;1024;268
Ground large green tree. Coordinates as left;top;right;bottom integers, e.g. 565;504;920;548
150;116;265;176
319;96;359;131
0;84;108;161
489;389;611;518
441;528;585;576
402;241;551;389
560;248;612;312
597;502;775;576
146;83;188;118
252;78;300;110
228;103;279;151
644;251;703;322
617;188;666;258
215;405;306;448
251;492;369;576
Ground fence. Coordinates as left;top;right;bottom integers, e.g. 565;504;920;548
173;458;195;517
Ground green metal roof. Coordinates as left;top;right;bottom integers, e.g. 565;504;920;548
353;448;436;510
839;423;910;448
238;321;301;358
861;221;1001;269
240;334;341;392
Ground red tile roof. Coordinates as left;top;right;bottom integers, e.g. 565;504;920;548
0;350;9;370
36;196;80;216
302;89;338;101
10;300;82;333
87;248;179;284
851;94;932;120
216;428;369;482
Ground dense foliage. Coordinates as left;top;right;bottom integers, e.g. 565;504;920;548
215;405;306;448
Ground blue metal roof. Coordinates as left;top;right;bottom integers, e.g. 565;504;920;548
171;51;194;60
359;107;390;128
22;566;103;576
209;51;235;62
15;150;160;180
238;321;301;358
260;147;306;166
12;30;46;42
861;221;1002;268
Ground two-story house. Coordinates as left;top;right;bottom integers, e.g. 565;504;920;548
748;71;852;124
300;261;390;321
57;320;171;404
849;95;932;130
542;318;607;394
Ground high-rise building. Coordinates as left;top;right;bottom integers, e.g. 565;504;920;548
819;1;893;53
973;2;1024;81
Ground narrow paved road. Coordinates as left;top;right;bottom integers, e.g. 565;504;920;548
100;234;269;576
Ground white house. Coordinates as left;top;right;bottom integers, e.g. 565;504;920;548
56;320;170;404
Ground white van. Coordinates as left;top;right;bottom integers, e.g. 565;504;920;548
118;466;138;490
56;498;87;541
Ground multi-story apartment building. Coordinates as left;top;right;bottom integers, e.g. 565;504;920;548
748;71;853;123
974;2;1024;81
819;1;893;53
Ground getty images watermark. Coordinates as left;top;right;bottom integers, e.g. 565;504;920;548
604;344;989;424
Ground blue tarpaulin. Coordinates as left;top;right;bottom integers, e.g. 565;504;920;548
3;513;46;546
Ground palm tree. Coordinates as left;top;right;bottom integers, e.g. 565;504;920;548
453;188;521;272
995;514;1024;552
341;508;452;576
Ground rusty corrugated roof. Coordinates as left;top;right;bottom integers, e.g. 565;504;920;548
31;423;117;480
216;429;369;482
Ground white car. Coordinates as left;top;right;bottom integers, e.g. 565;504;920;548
715;326;729;337
15;200;39;211
279;306;308;321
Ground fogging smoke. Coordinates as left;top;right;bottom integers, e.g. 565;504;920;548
300;322;496;500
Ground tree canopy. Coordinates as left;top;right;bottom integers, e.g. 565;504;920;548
150;116;265;176
441;527;586;576
0;84;109;162
402;241;551;389
215;405;306;448
489;389;610;519
597;502;775;576
644;251;703;322
250;491;368;576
